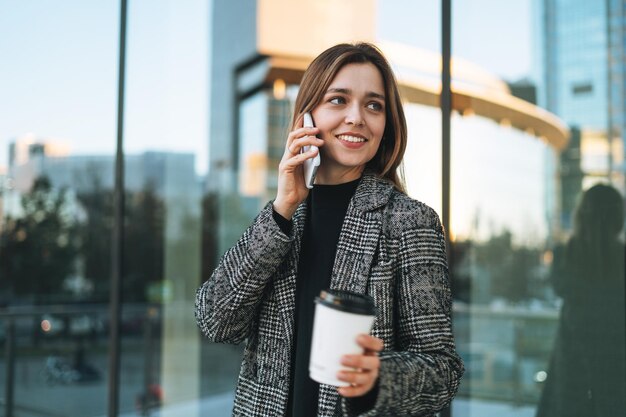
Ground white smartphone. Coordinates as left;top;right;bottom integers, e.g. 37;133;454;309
302;112;321;189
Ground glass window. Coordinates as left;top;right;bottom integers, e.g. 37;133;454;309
121;1;210;415
378;1;442;211
7;1;622;416
0;1;118;416
451;0;626;416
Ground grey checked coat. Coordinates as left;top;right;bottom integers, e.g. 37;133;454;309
195;174;464;416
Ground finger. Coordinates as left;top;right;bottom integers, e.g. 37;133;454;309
286;127;319;147
337;369;376;386
280;147;319;170
341;354;380;371
286;136;323;156
338;386;365;397
337;381;375;398
356;334;384;352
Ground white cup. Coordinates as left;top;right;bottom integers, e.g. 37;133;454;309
309;290;377;386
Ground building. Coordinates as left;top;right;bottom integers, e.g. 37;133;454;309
538;0;626;231
8;135;196;192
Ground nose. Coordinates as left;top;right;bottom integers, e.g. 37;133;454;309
345;104;364;126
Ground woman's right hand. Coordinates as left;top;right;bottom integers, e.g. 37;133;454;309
273;119;323;220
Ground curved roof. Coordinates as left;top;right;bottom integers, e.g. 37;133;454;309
263;42;569;151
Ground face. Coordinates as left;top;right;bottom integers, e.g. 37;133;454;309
310;62;386;184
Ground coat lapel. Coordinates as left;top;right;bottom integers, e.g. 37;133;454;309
330;174;394;294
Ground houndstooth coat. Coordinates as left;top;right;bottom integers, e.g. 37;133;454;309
195;174;464;416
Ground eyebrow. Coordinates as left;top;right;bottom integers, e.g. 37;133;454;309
326;87;385;101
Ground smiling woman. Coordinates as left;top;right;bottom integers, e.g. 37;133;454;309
195;42;464;417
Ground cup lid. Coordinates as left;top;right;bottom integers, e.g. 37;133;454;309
315;289;376;315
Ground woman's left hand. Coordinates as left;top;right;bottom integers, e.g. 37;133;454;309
337;334;384;397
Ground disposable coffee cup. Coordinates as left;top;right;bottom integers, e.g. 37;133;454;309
309;289;377;386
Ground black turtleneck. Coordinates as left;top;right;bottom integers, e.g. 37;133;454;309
274;178;360;417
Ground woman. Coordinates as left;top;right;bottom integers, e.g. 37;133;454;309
536;184;625;417
196;43;464;417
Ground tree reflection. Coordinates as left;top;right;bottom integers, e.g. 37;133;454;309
76;181;165;303
75;173;113;302
0;174;168;305
451;230;543;305
0;176;80;303
120;183;164;303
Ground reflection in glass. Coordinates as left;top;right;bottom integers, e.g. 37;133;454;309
536;184;625;416
1;175;81;303
119;1;210;415
0;0;117;414
1;139;115;416
449;123;556;415
447;0;626;415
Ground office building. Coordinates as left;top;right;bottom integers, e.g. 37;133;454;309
539;0;626;229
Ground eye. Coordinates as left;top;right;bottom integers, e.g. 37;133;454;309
367;101;384;111
329;96;346;105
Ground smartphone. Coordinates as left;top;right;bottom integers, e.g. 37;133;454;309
302;112;321;189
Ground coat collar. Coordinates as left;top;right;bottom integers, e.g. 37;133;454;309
350;172;396;213
292;172;395;228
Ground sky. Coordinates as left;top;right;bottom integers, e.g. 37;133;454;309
379;0;533;81
0;0;209;172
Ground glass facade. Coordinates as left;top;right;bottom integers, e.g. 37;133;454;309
0;1;119;415
450;123;557;416
543;0;626;188
545;0;609;127
1;1;624;417
452;1;626;417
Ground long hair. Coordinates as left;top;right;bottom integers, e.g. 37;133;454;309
568;183;624;281
291;43;407;192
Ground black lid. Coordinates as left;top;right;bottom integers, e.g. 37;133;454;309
315;289;376;315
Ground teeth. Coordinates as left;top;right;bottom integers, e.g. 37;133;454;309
337;135;366;143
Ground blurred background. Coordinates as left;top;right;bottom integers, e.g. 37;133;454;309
0;0;624;416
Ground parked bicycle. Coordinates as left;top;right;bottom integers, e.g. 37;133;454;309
40;356;80;385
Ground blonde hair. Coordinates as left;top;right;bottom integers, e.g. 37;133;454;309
291;43;407;192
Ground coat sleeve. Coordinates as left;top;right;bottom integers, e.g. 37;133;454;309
344;207;464;416
195;201;294;344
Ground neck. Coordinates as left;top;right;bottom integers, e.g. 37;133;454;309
314;164;364;185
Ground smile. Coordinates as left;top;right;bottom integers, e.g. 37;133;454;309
337;134;367;143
